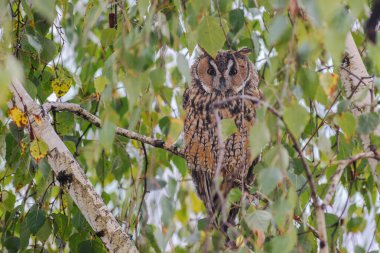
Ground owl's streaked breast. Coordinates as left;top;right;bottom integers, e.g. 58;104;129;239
183;80;259;180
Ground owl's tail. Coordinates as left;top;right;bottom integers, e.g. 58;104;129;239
191;169;239;227
191;169;220;227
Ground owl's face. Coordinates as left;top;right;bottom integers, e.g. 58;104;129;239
192;48;253;94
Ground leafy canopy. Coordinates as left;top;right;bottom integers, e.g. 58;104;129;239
0;0;380;252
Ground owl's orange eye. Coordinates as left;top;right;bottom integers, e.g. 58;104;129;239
229;68;237;75
207;68;216;76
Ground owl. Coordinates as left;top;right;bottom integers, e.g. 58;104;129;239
183;48;261;233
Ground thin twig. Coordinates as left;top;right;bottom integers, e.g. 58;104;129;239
135;142;148;238
323;151;380;206
340;66;374;100
367;214;380;252
212;95;281;118
43;102;184;157
301;90;342;152
287;128;329;251
74;98;101;156
215;0;231;48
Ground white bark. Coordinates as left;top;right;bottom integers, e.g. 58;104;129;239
9;81;139;253
324;33;380;206
340;33;380;186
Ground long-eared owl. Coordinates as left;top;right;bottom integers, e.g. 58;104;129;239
183;48;261;230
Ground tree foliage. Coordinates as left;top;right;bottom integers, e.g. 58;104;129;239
0;0;380;252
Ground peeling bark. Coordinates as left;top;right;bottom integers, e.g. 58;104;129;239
9;81;139;253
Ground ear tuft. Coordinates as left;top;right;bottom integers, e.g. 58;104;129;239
238;48;252;55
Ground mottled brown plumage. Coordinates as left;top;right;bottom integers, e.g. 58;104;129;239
183;48;261;231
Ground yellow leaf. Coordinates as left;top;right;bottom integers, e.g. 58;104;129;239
20;141;27;154
319;73;338;100
188;191;204;213
30;139;49;162
253;229;265;248
167;118;183;145
236;235;245;247
29;19;35;29
51;77;72;98
8;107;28;128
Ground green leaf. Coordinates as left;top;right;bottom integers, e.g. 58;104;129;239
4;236;20;253
100;28;117;47
26;205;46;234
354;246;366;253
227;188;242;204
159;116;171;136
94;76;108;94
245;210;272;231
69;233;88;253
40;38;58;63
268;15;291;45
31;0;56;23
20;221;30;250
2;191;16;211
283;103;309;138
250;121;270;159
197;218;209;231
138;0;150;16
36;220;52;241
196;16;228;57
96;153;111;183
299;69;318;99
357;113;379;135
229;9;244;32
271;231;297;253
99;121;116;153
258;167;283;195
172;156;187;177
263;144;289;170
144;225;162;253
220;118;237;141
347;217;366;233
150;68;166;92
56;112;75;135
161;196;174;226
52;213;70;240
335;112;356;140
177;53;191;84
78;240;106;253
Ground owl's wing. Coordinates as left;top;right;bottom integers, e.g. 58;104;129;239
191;169;220;226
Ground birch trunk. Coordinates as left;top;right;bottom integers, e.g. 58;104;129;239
340;33;380;186
9;81;139;253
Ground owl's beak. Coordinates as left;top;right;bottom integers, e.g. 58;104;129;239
219;77;226;91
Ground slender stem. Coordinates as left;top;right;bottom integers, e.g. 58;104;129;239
43;102;184;158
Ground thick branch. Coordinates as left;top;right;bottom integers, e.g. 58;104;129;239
9;81;139;253
43;102;184;158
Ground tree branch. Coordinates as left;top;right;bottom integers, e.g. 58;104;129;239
9;81;139;253
323;151;380;206
43;101;184;158
287;129;328;251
